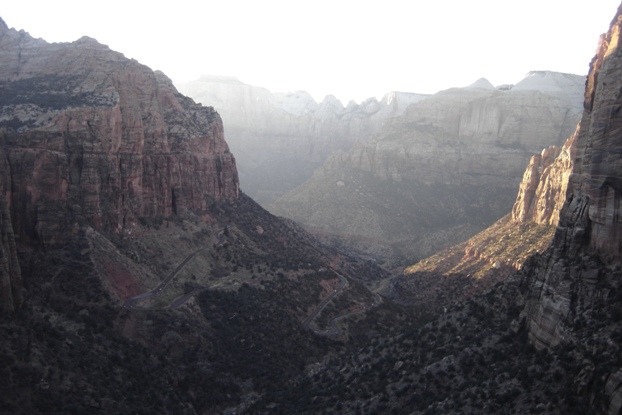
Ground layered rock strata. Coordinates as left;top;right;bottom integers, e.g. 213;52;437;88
517;7;622;412
0;19;239;247
524;5;622;350
270;71;585;264
178;76;427;203
512;128;578;226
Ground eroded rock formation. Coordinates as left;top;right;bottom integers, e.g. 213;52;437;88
0;19;239;248
512;129;578;226
269;71;585;264
516;7;622;411
523;5;622;350
177;76;427;203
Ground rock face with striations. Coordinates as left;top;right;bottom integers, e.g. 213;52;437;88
177;76;428;204
523;5;622;351
269;71;585;264
511;130;576;226
0;195;22;313
0;19;238;311
515;7;622;412
0;19;239;246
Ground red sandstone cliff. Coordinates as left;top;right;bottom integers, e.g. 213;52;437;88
0;19;238;310
0;19;238;244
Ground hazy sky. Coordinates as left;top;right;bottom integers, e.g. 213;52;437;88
2;0;620;103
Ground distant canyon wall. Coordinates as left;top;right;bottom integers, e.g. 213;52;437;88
177;76;427;203
269;72;585;264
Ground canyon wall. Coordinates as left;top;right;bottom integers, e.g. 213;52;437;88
0;20;239;244
511;128;577;226
0;19;239;311
177;76;427;203
523;5;622;352
269;72;585;265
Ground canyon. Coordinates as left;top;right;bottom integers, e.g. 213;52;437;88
178;76;427;204
1;3;622;414
269;71;585;265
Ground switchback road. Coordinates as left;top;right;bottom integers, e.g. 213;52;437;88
122;246;209;309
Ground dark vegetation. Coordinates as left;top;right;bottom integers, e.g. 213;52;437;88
0;76;115;110
2;193;621;415
250;269;622;415
0;194;410;414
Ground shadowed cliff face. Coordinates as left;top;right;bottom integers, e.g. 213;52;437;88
524;2;622;356
0;21;239;247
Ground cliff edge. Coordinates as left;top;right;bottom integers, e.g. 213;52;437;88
0;21;239;311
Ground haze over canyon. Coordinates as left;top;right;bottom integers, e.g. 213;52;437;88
1;4;622;415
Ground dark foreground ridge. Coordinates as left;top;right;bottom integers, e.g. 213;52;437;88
2;4;622;415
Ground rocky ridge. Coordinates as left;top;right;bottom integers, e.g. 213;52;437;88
389;126;578;308
0;20;239;240
0;19;239;311
269;71;585;265
177;76;428;203
0;17;399;414
522;4;622;352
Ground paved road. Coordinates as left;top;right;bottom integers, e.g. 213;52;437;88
311;292;382;336
122;246;209;309
170;288;204;309
298;234;383;333
301;270;348;329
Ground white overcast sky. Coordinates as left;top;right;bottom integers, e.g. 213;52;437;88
2;0;621;103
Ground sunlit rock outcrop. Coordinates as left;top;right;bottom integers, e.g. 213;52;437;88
512;128;577;226
270;72;585;264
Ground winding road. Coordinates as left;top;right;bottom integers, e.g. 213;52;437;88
311;292;382;336
301;270;348;329
122;224;230;309
122;221;380;335
122;246;209;309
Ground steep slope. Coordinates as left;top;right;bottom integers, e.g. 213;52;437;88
177;76;428;203
269;72;585;265
522;2;622;354
252;5;622;414
391;126;579;308
0;21;239;242
0;18;402;415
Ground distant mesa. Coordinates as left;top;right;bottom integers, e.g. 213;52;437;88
513;70;585;91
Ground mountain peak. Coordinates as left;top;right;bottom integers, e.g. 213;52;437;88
513;70;585;93
465;78;495;90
